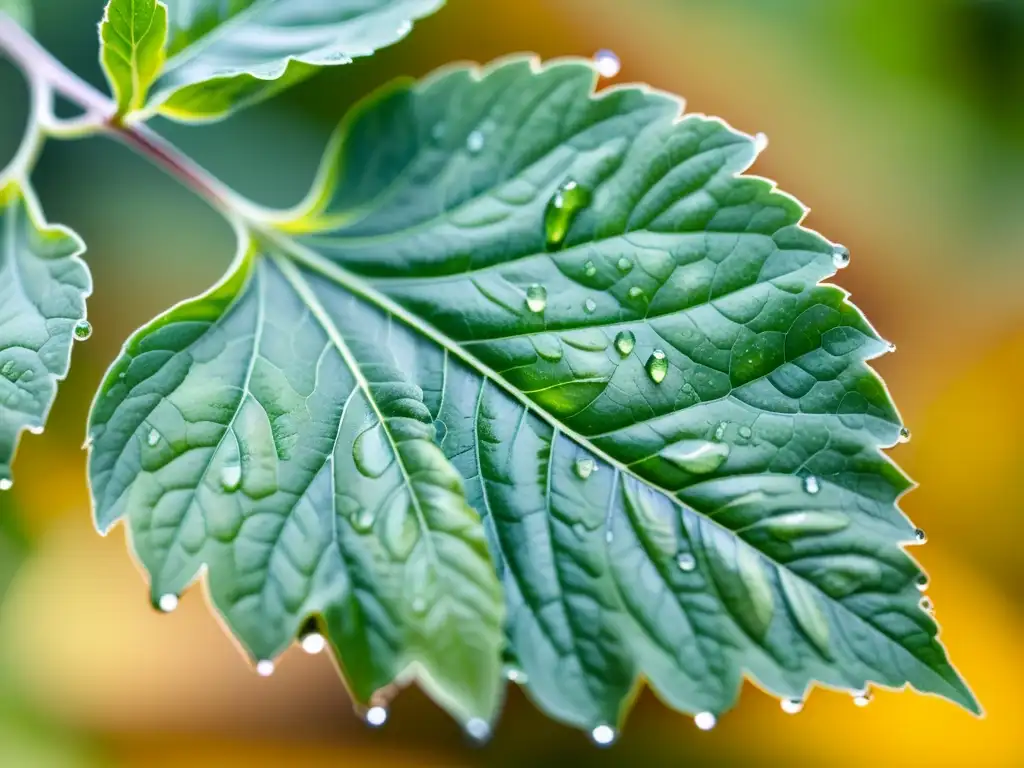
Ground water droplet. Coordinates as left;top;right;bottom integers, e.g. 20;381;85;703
591;724;617;746
27;425;43;435
605;529;614;544
738;425;753;441
0;479;12;491
660;440;729;474
919;596;934;613
72;319;92;340
583;298;597;313
352;508;376;533
628;285;645;300
146;428;160;447
505;667;528;684
220;463;242;492
694;711;717;730
593;49;621;78
526;283;547;313
584;259;597;277
616;257;633;273
677;552;696;572
574;457;597;479
754;132;769;153
898;426;911;443
781;698;803;714
466;130;484;153
301;631;327;655
914;528;927;543
544;180;591;250
157;593;178;613
614;330;635;357
915;575;928;592
713;421;728;441
366;706;388;727
645;349;668;384
433;419;448;443
832;245;851;269
395;20;412;36
465;718;491;743
256;660;275;677
353;422;394;479
853;690;872;707
803;476;821;495
886;341;897;353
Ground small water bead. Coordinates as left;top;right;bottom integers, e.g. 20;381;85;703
544;180;591;250
465;718;491;743
915;575;928;592
677;552;696;572
646;349;668;384
803;475;821;495
256;660;275;677
525;283;547;313
146;428;161;447
466;130;484;153
583;298;597;313
914;528;927;543
505;667;528;684
593;49;621;79
832;245;851;269
0;479;12;491
713;421;728;441
919;596;934;613
613;330;635;357
616;257;633;273
157;593;179;613
584;259;597;277
886;341;897;353
627;285;645;300
781;698;804;715
898;426;911;443
591;724;617;746
366;706;388;727
220;464;242;492
853;690;872;707
574;457;597;480
605;529;614;544
72;319;92;340
754;132;769;153
353;508;376;533
27;425;43;435
737;425;753;441
694;711;717;731
301;632;327;655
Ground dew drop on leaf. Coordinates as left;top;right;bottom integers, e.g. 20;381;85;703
27;425;43;435
628;285;645;300
220;462;242;492
301;631;326;655
574;457;597;479
583;298;597;313
146;428;161;447
832;245;851;269
395;20;412;36
738;425;753;441
614;330;635;357
713;421;728;441
591;724;617;746
754;132;769;153
352;507;376;533
156;593;179;613
920;596;934;613
505;667;528;684
72;319;92;340
677;552;697;572
0;479;12;492
466;129;484;154
544;180;591;250
660;440;729;474
781;698;803;714
694;711;717;730
256;660;275;677
584;259;597;277
366;706;388;727
646;349;668;383
898;426;911;443
803;475;821;495
853;689;872;707
465;718;491;743
352;422;393;478
525;283;547;313
616;256;633;273
914;528;927;543
916;575;928;592
593;49;620;78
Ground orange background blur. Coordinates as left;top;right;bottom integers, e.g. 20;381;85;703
0;1;1022;765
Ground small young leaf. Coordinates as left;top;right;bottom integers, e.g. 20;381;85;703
0;0;32;31
0;181;90;490
122;0;445;122
91;58;978;731
100;0;168;117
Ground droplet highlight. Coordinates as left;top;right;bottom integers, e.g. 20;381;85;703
465;718;491;743
677;552;696;572
157;593;178;613
660;440;729;474
146;428;160;447
914;528;927;543
72;319;92;340
352;508;376;533
898;426;911;443
0;479;11;492
853;689;872;707
591;724;617;746
366;706;388;727
593;49;621;78
220;463;242;492
803;476;821;495
505;667;528;684
584;259;597;277
525;283;548;313
256;660;275;677
645;349;668;384
754;132;769;153
301;631;327;655
781;698;803;714
616;256;633;273
694;711;717;730
544;180;591;250
574;457;597;480
628;285;645;300
832;245;851;269
583;298;597;313
614;330;635;358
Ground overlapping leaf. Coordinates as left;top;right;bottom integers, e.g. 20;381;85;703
89;58;977;732
0;181;90;491
98;0;445;122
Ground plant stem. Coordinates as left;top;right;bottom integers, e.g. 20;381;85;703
0;14;255;220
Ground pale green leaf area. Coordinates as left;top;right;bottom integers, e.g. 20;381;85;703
100;0;169;117
0;0;31;32
125;0;446;122
0;181;90;490
89;58;978;732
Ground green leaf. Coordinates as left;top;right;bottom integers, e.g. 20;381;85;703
1;181;90;491
100;0;169;117
0;0;32;31
102;0;446;123
90;58;978;733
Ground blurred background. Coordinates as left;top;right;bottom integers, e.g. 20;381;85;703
0;0;1022;765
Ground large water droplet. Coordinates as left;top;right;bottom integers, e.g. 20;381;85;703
583;298;597;313
146;428;161;447
301;631;326;655
677;552;696;572
584;260;597;277
591;724;617;746
898;426;911;443
853;689;872;707
616;257;633;273
914;527;927;543
526;283;547;313
803;475;821;495
353;422;393;478
256;660;275;677
544;180;591;250
614;330;635;357
694;711;717;730
660;440;729;474
220;462;242;492
574;457;597;480
465;718;491;743
73;319;92;341
0;479;12;492
466;130;484;154
781;698;803;714
366;706;388;727
646;349;668;383
832;245;851;269
754;132;769;153
593;49;621;78
157;593;178;613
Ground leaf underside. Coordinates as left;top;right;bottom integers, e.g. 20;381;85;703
1;181;90;489
88;58;978;731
